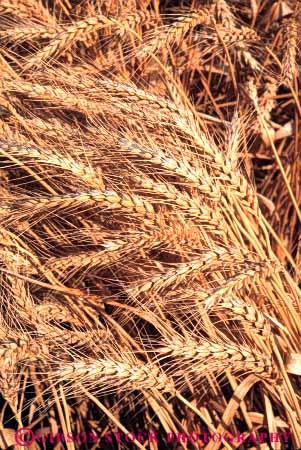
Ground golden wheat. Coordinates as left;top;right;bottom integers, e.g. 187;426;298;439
0;1;300;449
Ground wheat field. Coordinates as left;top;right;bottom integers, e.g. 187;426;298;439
0;1;300;449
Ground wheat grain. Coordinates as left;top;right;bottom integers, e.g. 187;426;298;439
156;335;277;380
56;357;174;393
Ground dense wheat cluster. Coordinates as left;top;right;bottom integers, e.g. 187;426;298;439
0;0;300;449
